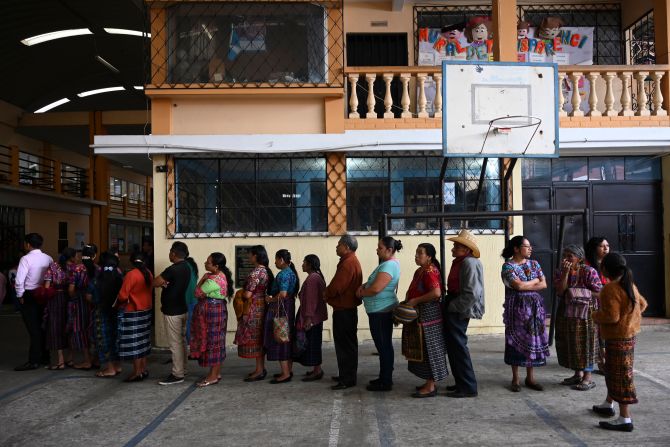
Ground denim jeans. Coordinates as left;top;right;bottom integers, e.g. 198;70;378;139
368;311;394;385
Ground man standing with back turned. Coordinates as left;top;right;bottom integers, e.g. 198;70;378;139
14;233;52;371
325;234;363;390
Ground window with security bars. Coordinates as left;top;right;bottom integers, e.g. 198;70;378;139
625;10;655;65
346;156;501;232
414;3;623;65
148;1;343;87
175;157;327;234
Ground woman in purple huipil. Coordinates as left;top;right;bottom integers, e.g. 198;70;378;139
501;236;550;393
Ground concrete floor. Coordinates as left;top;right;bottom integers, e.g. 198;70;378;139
1;310;669;447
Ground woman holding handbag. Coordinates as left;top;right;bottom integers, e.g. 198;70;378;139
43;247;77;370
553;244;603;391
264;249;299;384
189;252;234;387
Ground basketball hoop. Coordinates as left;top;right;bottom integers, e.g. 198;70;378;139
480;115;542;155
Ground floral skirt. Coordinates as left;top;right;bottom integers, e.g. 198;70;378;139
503;291;550;365
234;296;266;358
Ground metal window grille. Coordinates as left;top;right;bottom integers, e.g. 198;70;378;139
346;155;502;234
414;3;623;65
61;163;88;198
0;205;25;272
18;152;54;192
625;10;655;65
146;1;343;88
175;156;327;236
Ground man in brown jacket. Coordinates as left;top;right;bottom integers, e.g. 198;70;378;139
325;234;363;390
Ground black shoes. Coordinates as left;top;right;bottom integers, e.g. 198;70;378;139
599;421;634;432
331;382;355;390
366;382;392;392
331;375;340;382
446;391;478;398
302;371;324;382
411;389;437;398
445;385;457;392
592;405;616;417
243;369;267;382
14;362;40;371
270;375;292;384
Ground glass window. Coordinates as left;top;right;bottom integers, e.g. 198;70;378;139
552;158;588;181
175;157;327;234
522;159;552;182
625;157;661;180
588;157;624;181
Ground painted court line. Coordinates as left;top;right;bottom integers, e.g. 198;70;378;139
634;369;670;390
373;394;396;447
123;384;197;447
328;398;342;447
0;373;92;403
524;398;587;447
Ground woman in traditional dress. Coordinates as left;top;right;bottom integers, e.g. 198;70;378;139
235;245;273;381
405;243;448;398
554;244;603;391
190;252;233;387
501;236;550;392
591;253;647;432
585;236;610;375
117;252;153;382
264;249;299;384
67;244;97;369
295;254;327;381
43;247;76;370
90;252;124;377
356;236;402;392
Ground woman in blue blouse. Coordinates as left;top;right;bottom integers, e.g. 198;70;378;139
356;236;402;391
265;249;300;384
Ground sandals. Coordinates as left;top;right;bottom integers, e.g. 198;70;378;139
525;378;544;391
561;376;583;386
196;378;220;388
95;370;120;378
123;374;144;383
48;363;65;370
572;381;596;391
510;382;521;392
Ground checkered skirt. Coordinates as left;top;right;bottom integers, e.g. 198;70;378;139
117;309;152;360
408;301;449;381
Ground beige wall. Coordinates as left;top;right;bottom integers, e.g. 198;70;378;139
26;209;89;258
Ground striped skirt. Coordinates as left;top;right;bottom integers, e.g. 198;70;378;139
117;309;152;360
94;308;119;364
555;298;597;371
295;323;323;367
605;337;638;405
408;301;449;382
189;299;227;367
44;288;68;351
67;295;91;351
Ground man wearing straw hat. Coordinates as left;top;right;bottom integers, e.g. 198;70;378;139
443;229;485;398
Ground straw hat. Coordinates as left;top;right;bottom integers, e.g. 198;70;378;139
447;229;481;258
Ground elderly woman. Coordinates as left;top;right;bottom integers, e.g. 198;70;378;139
295;254;327;381
356;236;402;392
501;236;550;392
405;243;448;398
190;252;233;387
554;244;603;391
235;245;273;382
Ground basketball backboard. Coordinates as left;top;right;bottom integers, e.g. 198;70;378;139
442;61;559;158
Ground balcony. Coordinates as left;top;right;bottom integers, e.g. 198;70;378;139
343;65;670;130
0;145;90;198
108;196;153;221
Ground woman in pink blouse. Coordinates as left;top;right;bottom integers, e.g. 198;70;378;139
295;254;327;381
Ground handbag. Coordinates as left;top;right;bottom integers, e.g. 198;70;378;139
564;287;592;319
32;285;56;305
272;298;291;344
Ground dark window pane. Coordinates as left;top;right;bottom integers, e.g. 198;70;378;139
258;207;292;232
347;158;387;179
220;208;255;232
221;182;254;208
258;159;291;180
176;159;219;183
552;158;588;181
221;159;254;181
258;182;293;206
522;159;552;182
292;158;326;181
347;180;387;231
588;157;624;181
390;157;426;179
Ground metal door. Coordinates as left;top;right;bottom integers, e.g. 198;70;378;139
522;186;554;309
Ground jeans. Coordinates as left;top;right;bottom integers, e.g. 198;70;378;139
368;311;394;386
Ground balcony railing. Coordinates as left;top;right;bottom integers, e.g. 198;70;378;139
344;65;669;126
109;196;153;221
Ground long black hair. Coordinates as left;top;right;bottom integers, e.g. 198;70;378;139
97;251;123;311
418;243;441;271
585;236;607;275
501;235;526;259
602;252;637;313
82;243;98;280
59;247;76;270
251;245;274;291
210;252;234;297
276;249;300;292
303;254;324;281
131;252;152;287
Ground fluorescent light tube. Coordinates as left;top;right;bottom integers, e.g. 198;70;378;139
104;28;151;38
34;98;70;113
77;86;125;97
21;29;92;46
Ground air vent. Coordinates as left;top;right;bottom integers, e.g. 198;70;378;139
370;20;388;27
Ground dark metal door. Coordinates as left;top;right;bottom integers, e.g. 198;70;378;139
522;186;554;309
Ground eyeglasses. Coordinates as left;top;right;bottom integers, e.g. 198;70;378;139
520;245;532;248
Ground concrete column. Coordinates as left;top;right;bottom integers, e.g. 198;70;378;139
492;0;518;62
88;111;109;251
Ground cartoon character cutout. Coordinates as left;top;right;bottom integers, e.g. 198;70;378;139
517;21;531;39
465;16;493;61
437;22;466;56
537;16;564;40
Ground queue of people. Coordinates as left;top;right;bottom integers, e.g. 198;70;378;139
11;231;647;432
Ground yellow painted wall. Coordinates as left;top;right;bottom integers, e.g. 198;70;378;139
25;209;90;257
170;97;325;134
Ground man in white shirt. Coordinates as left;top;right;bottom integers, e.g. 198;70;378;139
15;233;53;371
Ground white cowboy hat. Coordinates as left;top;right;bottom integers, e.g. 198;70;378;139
447;229;481;258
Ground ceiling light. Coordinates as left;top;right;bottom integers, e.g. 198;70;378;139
34;98;70;113
133;86;144;90
95;55;120;74
104;28;151;38
21;28;92;46
77;86;125;97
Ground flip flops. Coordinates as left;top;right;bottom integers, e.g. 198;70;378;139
47;364;65;370
95;370;121;378
196;378;220;388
